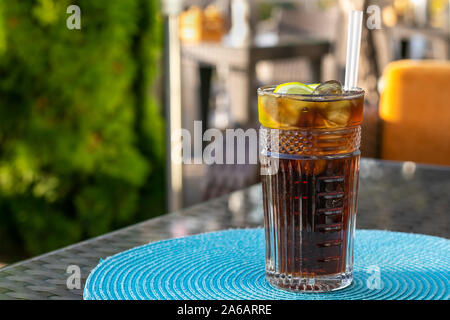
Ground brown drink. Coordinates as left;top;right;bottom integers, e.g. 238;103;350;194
259;83;364;292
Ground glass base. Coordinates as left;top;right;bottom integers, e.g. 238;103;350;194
266;271;353;293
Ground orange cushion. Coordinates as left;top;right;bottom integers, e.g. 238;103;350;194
379;60;450;166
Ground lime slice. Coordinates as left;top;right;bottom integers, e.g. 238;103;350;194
308;83;320;89
274;82;314;95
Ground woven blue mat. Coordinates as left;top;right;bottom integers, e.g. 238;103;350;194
84;229;449;300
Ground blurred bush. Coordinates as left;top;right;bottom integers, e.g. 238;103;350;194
0;0;165;261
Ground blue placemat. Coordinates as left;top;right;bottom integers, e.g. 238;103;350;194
84;229;450;300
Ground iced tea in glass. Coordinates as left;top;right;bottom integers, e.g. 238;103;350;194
258;83;364;292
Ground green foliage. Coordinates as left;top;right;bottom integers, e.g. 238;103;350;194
0;0;165;261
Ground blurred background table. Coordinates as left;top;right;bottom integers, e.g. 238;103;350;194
0;158;448;300
181;38;331;128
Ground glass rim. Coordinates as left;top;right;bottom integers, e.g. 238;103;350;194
257;85;365;101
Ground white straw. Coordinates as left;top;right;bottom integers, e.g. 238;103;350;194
344;10;363;91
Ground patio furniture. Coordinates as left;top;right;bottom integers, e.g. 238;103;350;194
379;60;450;166
180;38;330;128
390;25;450;60
180;38;331;206
0;158;449;299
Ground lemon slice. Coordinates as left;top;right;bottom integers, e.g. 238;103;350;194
259;105;282;128
274;82;314;95
258;95;282;128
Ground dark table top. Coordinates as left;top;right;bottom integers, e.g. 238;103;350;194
0;158;448;300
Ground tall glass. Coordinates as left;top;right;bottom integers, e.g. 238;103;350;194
258;86;364;292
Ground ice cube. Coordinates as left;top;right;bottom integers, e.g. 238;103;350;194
321;100;351;127
312;80;343;95
279;97;307;127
